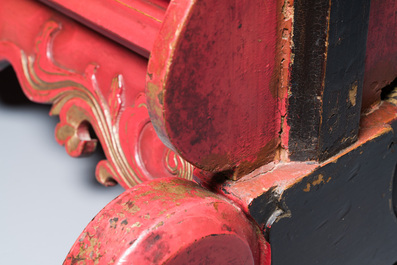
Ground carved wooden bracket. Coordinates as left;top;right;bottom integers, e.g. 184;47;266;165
0;1;193;188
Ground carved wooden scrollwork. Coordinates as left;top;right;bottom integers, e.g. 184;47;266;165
0;16;193;188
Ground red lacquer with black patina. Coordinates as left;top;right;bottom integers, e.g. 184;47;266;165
0;0;396;264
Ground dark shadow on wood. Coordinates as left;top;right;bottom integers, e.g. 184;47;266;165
0;66;38;106
381;77;397;101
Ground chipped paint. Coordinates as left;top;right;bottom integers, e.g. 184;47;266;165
303;174;328;192
349;81;358;106
130;222;141;228
64;178;270;264
122;201;141;214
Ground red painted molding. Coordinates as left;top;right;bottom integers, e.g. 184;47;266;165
38;0;167;57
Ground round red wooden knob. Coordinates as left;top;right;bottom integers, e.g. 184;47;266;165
64;178;270;264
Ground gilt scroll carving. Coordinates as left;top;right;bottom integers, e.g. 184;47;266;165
0;18;193;188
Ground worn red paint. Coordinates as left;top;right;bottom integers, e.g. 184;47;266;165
276;0;294;151
64;178;270;265
362;0;397;110
4;0;395;263
198;102;397;216
147;0;281;177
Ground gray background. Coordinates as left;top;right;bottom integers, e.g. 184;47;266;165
0;66;124;264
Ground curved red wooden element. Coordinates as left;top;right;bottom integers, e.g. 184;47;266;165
0;0;193;188
64;178;270;265
38;0;168;58
147;0;281;178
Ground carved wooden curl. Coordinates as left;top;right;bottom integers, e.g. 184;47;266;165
0;18;193;188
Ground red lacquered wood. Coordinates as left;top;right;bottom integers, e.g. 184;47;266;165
147;0;281;178
0;0;192;188
362;0;397;110
39;0;168;57
64;178;270;265
196;102;397;220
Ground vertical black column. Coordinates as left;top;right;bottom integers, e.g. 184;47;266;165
288;0;371;161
